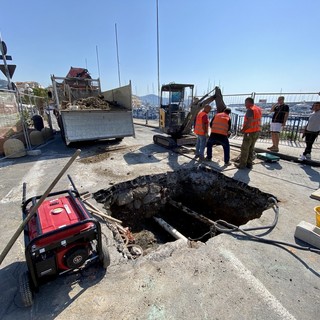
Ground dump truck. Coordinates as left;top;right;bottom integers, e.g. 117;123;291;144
51;67;135;145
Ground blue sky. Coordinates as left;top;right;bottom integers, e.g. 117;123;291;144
1;0;319;96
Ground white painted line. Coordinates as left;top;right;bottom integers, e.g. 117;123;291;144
219;248;297;320
0;160;45;204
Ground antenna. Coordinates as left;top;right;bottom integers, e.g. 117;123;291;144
95;45;101;80
115;23;121;87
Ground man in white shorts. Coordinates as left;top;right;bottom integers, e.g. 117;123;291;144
268;96;289;152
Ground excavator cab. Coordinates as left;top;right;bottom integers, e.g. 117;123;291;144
159;83;194;137
154;83;226;148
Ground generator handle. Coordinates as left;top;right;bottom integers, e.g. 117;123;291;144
22;182;27;205
0;149;81;266
67;174;79;195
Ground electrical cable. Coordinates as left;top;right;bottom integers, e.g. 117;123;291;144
188;197;320;254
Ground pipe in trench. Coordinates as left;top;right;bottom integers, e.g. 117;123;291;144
153;216;188;242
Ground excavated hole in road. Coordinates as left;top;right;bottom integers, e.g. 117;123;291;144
94;167;274;255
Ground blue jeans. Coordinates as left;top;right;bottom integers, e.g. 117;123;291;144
206;134;230;163
195;135;207;158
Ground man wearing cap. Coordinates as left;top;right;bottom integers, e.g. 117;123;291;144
194;104;211;160
206;108;232;166
298;102;320;161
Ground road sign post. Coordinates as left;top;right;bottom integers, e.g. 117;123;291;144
0;38;15;90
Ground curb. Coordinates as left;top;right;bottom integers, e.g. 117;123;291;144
229;143;320;167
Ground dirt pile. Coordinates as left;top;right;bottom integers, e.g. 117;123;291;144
62;96;128;111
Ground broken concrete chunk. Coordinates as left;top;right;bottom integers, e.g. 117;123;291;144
133;186;149;199
149;183;161;194
133;199;142;210
116;190;133;206
143;193;161;205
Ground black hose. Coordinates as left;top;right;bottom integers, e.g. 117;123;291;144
190;197;320;254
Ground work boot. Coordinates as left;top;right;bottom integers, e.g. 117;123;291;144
235;164;246;169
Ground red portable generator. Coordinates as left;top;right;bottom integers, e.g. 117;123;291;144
19;177;110;307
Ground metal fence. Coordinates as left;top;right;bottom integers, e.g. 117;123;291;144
0;89;24;155
0;88;52;155
213;91;320;142
219;91;320;107
228;113;310;142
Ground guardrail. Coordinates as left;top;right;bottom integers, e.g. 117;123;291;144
229;113;310;142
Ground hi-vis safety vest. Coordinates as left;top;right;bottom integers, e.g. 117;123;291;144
194;111;208;135
211;113;230;136
243;105;262;133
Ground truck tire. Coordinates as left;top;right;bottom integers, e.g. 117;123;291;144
57;115;67;145
19;271;33;307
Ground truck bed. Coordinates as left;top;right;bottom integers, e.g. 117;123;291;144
61;109;135;145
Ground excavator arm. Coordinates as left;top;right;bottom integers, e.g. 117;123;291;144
179;86;226;136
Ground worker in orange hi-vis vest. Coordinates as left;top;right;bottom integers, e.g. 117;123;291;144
206;107;232;166
235;97;262;169
194;104;211;161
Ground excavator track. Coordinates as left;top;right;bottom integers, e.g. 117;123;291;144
153;134;177;149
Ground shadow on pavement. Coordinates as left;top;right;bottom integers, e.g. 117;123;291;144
232;168;250;184
123;144;165;165
0;133;129;169
260;161;283;171
299;165;320;187
0;261;106;320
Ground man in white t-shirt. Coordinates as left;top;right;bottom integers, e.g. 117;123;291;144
298;102;320;161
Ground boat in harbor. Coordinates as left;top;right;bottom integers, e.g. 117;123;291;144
289;102;312;116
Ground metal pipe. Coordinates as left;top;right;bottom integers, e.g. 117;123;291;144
168;199;216;227
153;216;188;242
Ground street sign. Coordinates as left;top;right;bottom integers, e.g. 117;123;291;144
0;64;16;78
0;55;12;60
0;41;7;55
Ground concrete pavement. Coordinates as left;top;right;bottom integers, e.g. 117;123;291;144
0;123;319;320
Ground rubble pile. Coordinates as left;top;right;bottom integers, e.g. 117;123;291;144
62;96;129;111
63;96;111;110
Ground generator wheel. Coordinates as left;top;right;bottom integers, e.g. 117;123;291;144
101;242;111;269
64;246;89;269
19;271;33;307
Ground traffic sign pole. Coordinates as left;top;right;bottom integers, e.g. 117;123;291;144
0;37;13;89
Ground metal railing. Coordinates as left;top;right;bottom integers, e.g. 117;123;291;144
212;90;320;142
228;113;310;142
